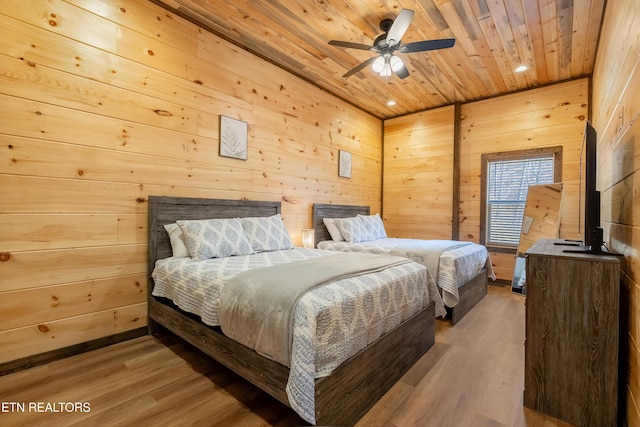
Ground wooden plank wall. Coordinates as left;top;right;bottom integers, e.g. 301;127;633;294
0;0;382;365
459;79;588;281
383;106;455;239
591;0;640;424
383;80;587;282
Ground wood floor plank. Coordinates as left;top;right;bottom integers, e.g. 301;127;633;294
0;285;571;426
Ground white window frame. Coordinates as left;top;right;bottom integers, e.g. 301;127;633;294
480;147;562;251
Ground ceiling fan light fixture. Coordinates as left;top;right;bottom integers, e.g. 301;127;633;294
390;55;403;72
380;62;392;77
372;56;385;73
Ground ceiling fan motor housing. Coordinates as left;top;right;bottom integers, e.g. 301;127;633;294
374;33;391;49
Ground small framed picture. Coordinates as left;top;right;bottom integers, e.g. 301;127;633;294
219;116;248;160
339;150;352;178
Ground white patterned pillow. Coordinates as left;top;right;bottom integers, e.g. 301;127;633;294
177;218;254;260
322;217;344;241
240;214;293;252
334;216;369;243
163;223;189;258
358;213;387;240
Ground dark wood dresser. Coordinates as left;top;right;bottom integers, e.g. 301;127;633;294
524;239;620;426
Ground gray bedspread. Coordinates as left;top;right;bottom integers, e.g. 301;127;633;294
218;252;410;366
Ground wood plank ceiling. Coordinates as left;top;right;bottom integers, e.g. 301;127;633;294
152;0;605;119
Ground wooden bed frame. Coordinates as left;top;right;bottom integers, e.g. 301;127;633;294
312;203;488;325
147;196;436;426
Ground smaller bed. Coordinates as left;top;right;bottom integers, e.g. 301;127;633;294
313;204;495;324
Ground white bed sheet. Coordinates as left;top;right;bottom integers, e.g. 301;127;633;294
151;247;445;424
317;238;495;307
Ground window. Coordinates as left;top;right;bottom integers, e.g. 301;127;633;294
481;147;562;249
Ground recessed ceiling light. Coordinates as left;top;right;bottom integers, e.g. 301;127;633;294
515;65;528;72
387;100;396;106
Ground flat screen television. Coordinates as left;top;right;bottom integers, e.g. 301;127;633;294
582;121;604;252
565;121;605;254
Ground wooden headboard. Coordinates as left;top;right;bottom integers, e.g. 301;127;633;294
312;203;370;246
147;196;281;294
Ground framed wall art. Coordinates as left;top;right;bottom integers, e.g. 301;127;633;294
219;116;248;160
339;150;352;178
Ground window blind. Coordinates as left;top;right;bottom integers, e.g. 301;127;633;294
487;157;554;246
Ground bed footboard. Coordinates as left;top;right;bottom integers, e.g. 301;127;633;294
446;268;488;324
150;296;435;426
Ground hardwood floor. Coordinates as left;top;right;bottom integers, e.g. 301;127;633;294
0;285;573;426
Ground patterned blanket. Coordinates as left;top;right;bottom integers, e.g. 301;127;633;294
218;252;411;366
317;238;496;307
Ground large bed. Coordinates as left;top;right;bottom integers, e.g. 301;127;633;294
312;203;495;324
147;195;444;426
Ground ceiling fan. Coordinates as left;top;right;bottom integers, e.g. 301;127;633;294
329;9;455;79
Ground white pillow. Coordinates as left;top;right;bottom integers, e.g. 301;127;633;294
163;223;189;258
323;217;344;241
334;216;369;243
358;213;387;240
177;218;254;260
240;214;293;252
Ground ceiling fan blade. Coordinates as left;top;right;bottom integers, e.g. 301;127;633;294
395;64;410;79
342;56;378;77
399;38;456;53
329;40;375;51
386;9;414;47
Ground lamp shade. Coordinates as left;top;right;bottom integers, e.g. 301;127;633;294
372;56;385;73
390;55;403;72
301;229;315;248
